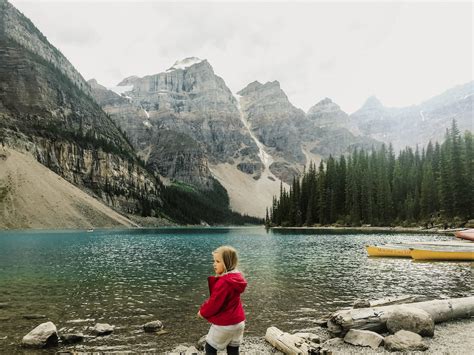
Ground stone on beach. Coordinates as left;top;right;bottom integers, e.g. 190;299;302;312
143;320;164;332
384;330;429;352
92;323;115;336
343;329;384;349
21;321;58;348
386;306;435;337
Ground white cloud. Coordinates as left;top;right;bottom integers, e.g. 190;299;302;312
10;1;473;114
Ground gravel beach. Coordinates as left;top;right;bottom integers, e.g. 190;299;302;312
172;318;474;354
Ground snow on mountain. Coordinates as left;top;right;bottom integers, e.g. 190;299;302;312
166;57;204;72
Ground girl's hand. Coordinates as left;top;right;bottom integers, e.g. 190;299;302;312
197;311;203;319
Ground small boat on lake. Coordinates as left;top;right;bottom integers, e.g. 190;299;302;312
366;245;412;257
410;248;474;261
366;240;473;259
455;229;474;242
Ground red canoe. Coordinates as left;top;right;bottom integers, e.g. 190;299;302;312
455;229;474;241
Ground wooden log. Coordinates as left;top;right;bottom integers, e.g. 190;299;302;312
328;296;474;335
265;326;312;354
354;295;421;308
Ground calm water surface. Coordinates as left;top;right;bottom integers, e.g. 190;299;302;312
0;227;472;353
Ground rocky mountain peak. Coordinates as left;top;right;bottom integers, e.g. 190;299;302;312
307;97;341;115
117;75;140;87
166;57;205;72
361;95;384;110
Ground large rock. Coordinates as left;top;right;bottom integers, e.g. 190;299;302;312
91;323;115;336
384;330;429;352
143;320;163;333
343;329;384;349
21;321;58;348
386;306;435;337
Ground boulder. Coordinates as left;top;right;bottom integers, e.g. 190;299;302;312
91;323;114;336
143;320;163;333
386;306;434;337
343;329;384;349
384;330;429;352
60;333;84;344
21;321;58;348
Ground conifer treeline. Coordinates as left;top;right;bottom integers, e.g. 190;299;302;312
267;121;473;227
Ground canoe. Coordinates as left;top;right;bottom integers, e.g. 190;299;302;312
455;229;474;242
410;248;474;261
366;245;412;258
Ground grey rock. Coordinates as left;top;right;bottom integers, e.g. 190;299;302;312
91;323;115;336
143;320;163;333
386;306;435;337
384;330;429;352
60;333;84;344
21;321;58;348
0;302;9;309
343;329;384;349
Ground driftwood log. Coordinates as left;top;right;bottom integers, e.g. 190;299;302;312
265;327;314;355
328;296;474;335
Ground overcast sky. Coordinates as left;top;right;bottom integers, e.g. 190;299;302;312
10;0;473;114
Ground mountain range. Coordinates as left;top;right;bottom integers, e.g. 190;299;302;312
0;0;472;226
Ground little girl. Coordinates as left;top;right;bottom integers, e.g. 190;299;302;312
198;245;247;355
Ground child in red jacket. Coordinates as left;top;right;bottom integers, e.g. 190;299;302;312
198;245;247;355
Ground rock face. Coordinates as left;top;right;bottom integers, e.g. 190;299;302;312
350;81;474;151
386;306;435;337
91;58;262;190
21;321;58;348
0;0;162;218
238;81;379;183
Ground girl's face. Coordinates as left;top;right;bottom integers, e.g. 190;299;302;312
213;252;225;275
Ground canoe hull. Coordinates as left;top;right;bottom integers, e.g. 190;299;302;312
366;246;412;258
411;249;474;261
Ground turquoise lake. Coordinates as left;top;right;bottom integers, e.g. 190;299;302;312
0;227;472;353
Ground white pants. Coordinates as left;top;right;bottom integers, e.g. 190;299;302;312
206;321;245;351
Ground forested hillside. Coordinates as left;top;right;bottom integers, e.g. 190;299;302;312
268;120;473;227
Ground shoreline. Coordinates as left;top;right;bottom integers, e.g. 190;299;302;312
270;225;464;235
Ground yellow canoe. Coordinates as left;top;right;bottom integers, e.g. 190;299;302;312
410;248;474;261
366;245;412;258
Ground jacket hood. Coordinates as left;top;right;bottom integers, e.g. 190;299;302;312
220;271;247;293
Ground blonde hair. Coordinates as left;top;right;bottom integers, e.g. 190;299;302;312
213;245;239;273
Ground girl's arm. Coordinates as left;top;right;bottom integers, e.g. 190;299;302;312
199;279;229;319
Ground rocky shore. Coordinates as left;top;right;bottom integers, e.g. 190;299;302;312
271;225;465;235
11;296;472;354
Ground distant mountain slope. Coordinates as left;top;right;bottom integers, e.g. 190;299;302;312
350;81;473;151
0;0;162;219
0;148;138;229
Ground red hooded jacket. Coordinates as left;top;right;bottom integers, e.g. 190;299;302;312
199;271;247;325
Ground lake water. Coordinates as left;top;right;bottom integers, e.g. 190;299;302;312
0;227;472;353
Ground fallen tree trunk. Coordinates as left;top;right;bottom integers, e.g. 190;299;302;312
265;327;313;355
328;296;474;335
